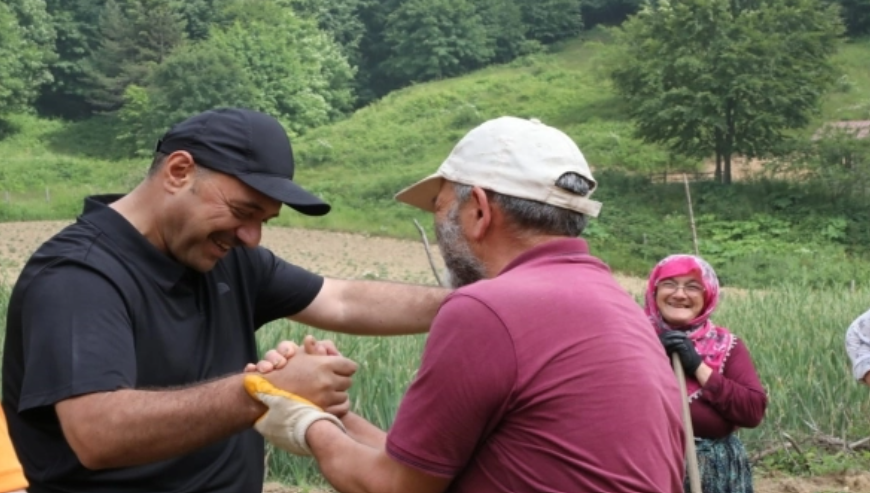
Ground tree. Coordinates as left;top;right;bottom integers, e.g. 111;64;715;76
82;0;136;112
147;44;255;125
128;0;187;64
0;0;55;115
477;0;540;63
517;0;584;44
610;0;843;184
2;0;56;112
209;3;355;132
0;3;32;114
834;0;870;36
38;0;103;118
581;0;643;28
381;0;494;84
117;44;256;155
83;0;187;113
354;0;403;102
279;0;366;66
117;0;355;154
354;0;538;102
180;0;235;40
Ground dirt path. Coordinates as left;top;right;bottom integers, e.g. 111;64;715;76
263;472;870;493
756;471;870;492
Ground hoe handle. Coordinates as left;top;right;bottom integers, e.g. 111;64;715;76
673;353;702;493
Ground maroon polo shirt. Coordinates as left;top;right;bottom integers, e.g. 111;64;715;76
387;238;685;493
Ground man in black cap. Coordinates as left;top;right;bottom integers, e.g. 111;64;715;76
2;108;447;493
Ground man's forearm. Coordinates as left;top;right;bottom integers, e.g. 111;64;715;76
296;279;449;336
342;412;387;448
308;421;388;493
307;419;449;493
343;281;448;335
57;373;265;469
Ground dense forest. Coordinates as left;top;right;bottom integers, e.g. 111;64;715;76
1;0;867;164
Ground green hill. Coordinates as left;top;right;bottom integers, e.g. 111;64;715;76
286;34;870;228
2;34;870;286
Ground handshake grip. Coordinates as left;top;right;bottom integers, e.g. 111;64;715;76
244;374;346;456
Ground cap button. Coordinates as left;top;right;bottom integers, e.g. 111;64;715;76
529;118;542;124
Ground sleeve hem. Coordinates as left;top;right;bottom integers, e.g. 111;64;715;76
385;438;457;479
853;357;870;381
19;379;131;413
700;371;723;399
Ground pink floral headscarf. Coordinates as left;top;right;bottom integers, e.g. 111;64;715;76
643;254;736;400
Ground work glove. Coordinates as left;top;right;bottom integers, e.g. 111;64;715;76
244;374;346;456
659;330;703;375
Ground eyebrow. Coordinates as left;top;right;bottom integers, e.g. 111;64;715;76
231;200;280;219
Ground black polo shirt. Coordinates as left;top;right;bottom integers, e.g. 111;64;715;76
2;195;324;493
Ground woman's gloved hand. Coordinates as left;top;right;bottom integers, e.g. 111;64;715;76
659;330;703;375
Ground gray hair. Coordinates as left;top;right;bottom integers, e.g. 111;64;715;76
454;173;592;237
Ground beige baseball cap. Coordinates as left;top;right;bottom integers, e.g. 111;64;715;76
394;116;602;217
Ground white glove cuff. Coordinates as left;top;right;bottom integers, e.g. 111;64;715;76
294;411;347;455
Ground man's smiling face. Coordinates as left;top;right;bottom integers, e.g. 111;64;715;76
165;166;281;272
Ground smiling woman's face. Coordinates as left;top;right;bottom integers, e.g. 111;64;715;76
655;274;706;327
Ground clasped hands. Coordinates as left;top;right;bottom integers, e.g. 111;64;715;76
243;335;356;455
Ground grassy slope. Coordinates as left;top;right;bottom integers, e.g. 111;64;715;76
285;33;665;236
1;35;868;267
0;115;144;220
283;35;870;235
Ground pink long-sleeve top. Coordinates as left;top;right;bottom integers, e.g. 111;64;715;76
691;338;767;439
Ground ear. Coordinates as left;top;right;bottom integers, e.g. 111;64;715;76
160;151;197;194
466;186;493;242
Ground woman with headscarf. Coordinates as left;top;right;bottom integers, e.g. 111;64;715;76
644;254;767;493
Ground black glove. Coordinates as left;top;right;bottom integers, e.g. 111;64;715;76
659;330;703;375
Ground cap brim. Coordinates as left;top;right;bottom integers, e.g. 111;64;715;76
237;173;331;216
394;173;444;212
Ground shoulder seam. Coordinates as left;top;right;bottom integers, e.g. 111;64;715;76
442;292;520;401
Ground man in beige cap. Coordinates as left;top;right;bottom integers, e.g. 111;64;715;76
247;116;686;492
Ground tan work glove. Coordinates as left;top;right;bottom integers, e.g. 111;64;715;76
244;374;346;455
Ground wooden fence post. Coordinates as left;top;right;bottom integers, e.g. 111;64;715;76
683;174;700;256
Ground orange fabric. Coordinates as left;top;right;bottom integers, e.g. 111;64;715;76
0;410;27;492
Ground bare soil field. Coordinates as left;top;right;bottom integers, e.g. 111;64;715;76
0;220;648;293
755;471;870;493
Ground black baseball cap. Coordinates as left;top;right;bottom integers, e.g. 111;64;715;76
155;107;330;216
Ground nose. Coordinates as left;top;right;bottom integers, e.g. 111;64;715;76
235;222;262;248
